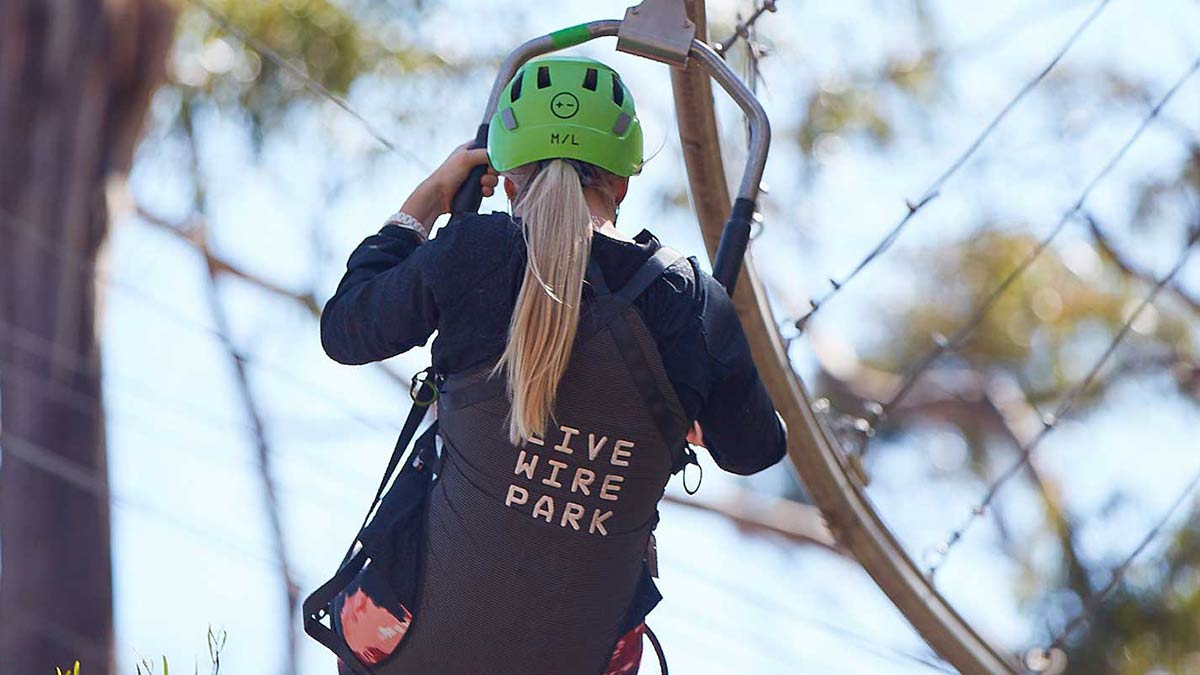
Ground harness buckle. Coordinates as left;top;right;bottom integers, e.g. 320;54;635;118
682;444;703;495
410;367;441;407
645;532;660;578
617;0;695;66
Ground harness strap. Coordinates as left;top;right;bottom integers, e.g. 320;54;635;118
305;371;441;675
608;307;688;455
615;246;684;307
303;549;375;672
598;246;689;458
585;256;612;298
341;370;441;564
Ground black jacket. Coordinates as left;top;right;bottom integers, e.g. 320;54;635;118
320;212;785;475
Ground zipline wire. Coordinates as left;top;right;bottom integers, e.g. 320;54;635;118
0;207;400;435
793;0;1115;330
0;434;341;670
874;53;1200;431
182;0;430;169
1;316;247;436
923;228;1199;576
0;432;282;573
714;0;778;56
21;0;1190;666
0;332;366;507
1047;456;1200;651
662;553;956;673
180;0;1200;667
1;1;1019;669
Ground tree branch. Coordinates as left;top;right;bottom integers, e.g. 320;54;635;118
1084;211;1200;319
180;101;299;675
136;207;320;313
131;203;411;391
662;490;845;555
812;331;1098;602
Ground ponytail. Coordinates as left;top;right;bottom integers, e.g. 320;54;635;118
494;160;594;445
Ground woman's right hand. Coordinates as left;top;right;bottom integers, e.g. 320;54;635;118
425;143;499;214
401;142;499;228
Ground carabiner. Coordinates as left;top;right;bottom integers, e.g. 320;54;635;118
410;367;441;407
682;444;703;495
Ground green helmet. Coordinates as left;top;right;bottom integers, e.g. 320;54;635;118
487;56;643;177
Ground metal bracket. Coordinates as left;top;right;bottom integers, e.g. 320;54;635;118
617;0;695;66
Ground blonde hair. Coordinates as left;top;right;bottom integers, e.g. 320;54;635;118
493;159;611;445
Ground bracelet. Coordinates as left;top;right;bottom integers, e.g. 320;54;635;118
385;210;429;241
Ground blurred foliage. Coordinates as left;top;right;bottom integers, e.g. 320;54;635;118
805;10;1200;665
1065;519;1200;674
857;222;1200;671
797;50;941;155
165;0;454;149
879;228;1196;407
796;50;945;156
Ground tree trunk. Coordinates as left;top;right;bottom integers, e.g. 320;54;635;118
0;1;174;673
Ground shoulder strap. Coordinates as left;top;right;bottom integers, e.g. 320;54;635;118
591;246;690;453
614;246;687;309
580;245;686;344
585;256;612;298
607;305;689;454
585;245;687;317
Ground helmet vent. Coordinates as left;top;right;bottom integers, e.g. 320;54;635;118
500;107;518;131
611;74;625;106
510;72;524;102
582;68;598;91
537;66;551;89
612;112;633;136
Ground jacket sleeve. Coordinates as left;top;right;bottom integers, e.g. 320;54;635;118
692;268;787;475
320;224;439;365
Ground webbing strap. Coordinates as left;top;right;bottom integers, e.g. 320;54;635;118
589;245;686;337
590;246;688;454
341;380;438;565
608;308;687;454
585;256;612;298
305;374;441;675
303;549;375;673
614;247;685;307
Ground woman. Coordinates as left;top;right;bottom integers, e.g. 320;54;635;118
321;56;786;675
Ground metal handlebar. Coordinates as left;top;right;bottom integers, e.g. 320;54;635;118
450;6;771;295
